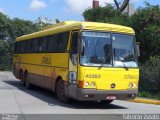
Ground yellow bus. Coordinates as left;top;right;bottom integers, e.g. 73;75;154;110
13;21;139;103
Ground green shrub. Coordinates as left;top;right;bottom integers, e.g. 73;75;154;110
140;56;160;93
138;91;160;100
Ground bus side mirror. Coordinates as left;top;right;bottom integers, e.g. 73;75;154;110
77;39;83;53
136;42;140;57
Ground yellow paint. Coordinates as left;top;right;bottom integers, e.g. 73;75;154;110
78;66;139;90
129;98;160;105
16;21;135;42
13;53;69;80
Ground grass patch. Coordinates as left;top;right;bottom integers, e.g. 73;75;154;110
138;91;160;100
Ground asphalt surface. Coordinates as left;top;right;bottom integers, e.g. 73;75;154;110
0;72;160;120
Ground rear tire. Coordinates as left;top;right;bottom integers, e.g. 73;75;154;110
24;73;31;89
56;80;69;103
19;71;25;86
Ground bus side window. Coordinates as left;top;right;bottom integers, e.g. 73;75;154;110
17;42;20;53
71;32;78;54
14;42;17;53
38;38;42;52
19;42;23;53
30;40;33;53
25;40;30;53
57;32;69;52
48;35;58;52
41;37;47;52
33;39;39;53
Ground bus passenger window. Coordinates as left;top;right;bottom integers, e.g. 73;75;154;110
33;39;39;52
47;35;58;52
14;43;17;53
41;37;47;52
57;32;69;52
39;40;42;52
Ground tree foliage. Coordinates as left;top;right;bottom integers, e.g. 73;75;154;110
83;4;128;25
0;12;41;70
129;3;160;62
140;56;160;93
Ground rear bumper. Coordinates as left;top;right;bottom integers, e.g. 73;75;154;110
67;85;138;101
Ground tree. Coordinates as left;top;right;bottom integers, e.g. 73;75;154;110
55;19;60;23
114;0;130;12
83;5;128;25
0;12;41;70
0;39;11;70
129;3;160;62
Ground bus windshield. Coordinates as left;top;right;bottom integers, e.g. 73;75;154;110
80;31;138;68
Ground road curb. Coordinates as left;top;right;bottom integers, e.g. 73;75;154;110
128;98;160;105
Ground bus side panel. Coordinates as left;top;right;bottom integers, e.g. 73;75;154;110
13;53;69;90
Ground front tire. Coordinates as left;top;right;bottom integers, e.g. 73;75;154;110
56;80;69;103
24;73;31;89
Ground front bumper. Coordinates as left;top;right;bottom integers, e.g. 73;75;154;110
67;85;138;101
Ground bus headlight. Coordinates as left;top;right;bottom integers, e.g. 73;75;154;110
129;83;133;88
90;82;96;87
133;83;138;88
129;83;138;89
69;72;77;84
84;82;89;87
84;82;96;88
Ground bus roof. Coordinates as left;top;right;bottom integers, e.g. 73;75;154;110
16;21;135;42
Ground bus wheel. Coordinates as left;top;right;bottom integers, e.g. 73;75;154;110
24;73;31;89
19;71;25;86
56;80;69;103
100;100;113;105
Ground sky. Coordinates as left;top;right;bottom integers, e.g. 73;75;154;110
0;0;160;22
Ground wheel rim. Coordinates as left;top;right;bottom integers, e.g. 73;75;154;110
57;82;65;98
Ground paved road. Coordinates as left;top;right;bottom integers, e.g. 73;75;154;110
0;72;160;116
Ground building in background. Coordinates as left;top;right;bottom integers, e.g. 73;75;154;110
35;17;56;25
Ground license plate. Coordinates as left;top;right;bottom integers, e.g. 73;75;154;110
106;95;117;100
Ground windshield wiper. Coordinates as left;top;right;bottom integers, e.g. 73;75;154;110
121;62;129;70
98;57;107;70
